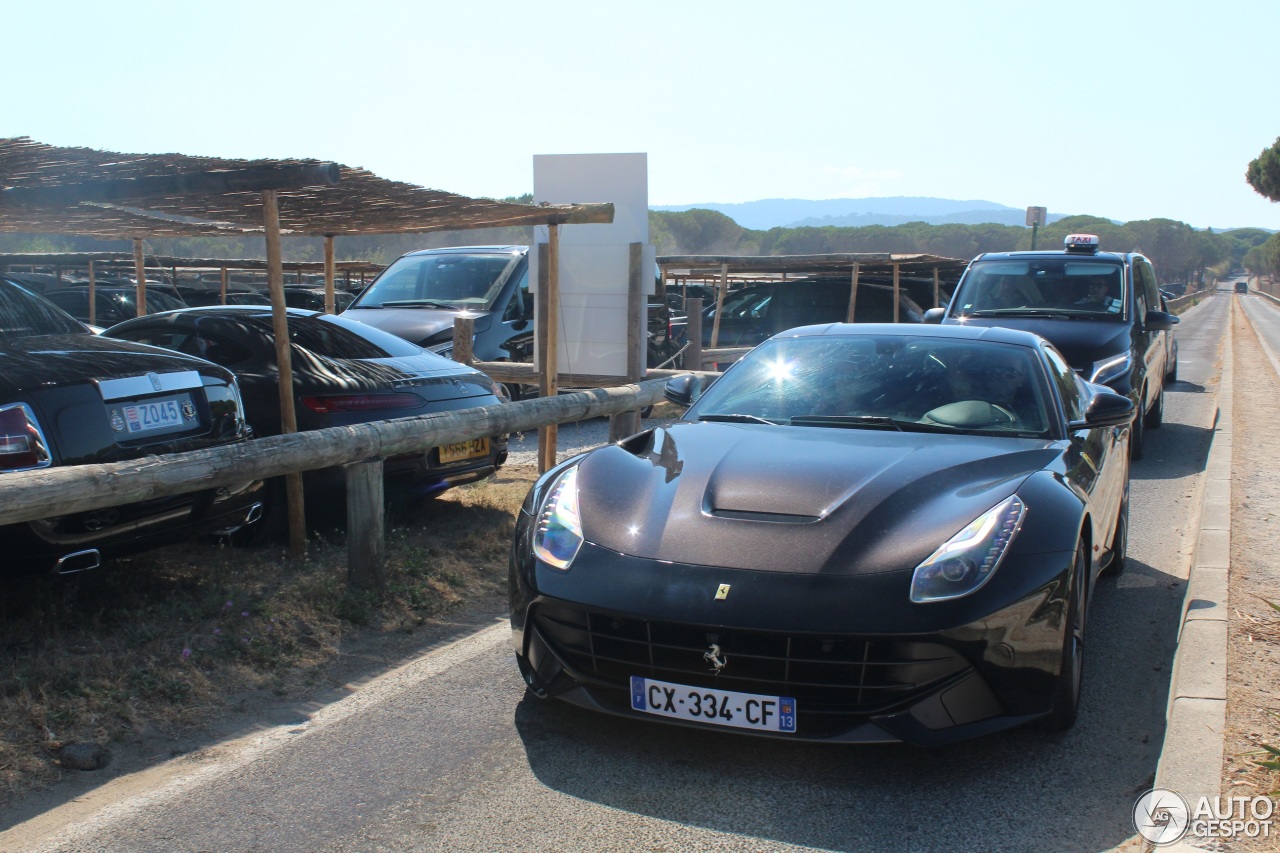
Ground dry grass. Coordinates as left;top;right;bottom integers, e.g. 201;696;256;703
0;464;539;806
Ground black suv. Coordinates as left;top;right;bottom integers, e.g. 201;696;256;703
925;233;1178;459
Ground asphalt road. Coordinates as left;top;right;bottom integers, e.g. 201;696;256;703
0;295;1232;853
1239;287;1280;368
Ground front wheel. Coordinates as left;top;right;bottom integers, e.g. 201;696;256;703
1040;541;1087;732
1145;386;1164;429
1129;396;1146;460
1102;490;1128;577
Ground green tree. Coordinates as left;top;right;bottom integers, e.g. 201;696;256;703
1246;138;1280;202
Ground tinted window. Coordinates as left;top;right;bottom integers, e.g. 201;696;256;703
0;279;89;337
284;314;427;359
353;252;521;310
111;328;253;367
955;258;1125;317
1043;345;1084;422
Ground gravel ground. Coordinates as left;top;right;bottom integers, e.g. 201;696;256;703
505;412;677;468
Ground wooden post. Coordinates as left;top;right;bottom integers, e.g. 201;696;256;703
452;316;475;365
132;238;147;316
892;263;901;323
710;262;728;348
933;266;940;308
220;266;229;305
686;297;703;371
345;459;385;594
262;189;306;557
323;235;336;314
171;264;178;289
537;228;561;473
610;242;644;441
87;261;96;326
846;262;861;323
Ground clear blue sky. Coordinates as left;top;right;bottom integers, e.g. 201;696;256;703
4;0;1279;230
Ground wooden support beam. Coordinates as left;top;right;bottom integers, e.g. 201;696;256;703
452;316;475;365
345;459;385;594
686;297;703;370
262;189;306;557
847;262;861;323
893;263;900;323
87;261;96;326
220;266;228;305
709;262;728;349
610;242;645;441
323;235;336;314
933;266;941;308
537;232;560;473
132;238;147;316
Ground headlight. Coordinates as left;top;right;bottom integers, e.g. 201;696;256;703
1089;353;1132;385
910;495;1026;603
532;466;583;570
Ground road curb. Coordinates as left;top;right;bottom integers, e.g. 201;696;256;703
1154;299;1232;809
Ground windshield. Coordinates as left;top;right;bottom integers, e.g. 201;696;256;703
352;251;521;310
0;279;89;337
953;258;1125;318
687;334;1052;437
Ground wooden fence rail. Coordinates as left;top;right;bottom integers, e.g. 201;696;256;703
0;379;673;529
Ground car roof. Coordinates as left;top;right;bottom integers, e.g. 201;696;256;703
775;321;1047;349
968;248;1135;263
402;245;527;258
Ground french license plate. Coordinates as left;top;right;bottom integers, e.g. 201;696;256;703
122;394;190;435
438;437;489;464
630;676;797;733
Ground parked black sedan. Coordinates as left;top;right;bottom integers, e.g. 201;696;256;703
0;277;264;578
510;323;1134;745
105;306;509;522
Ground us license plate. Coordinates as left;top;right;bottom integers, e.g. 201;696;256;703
438;437;489;464
630;676;797;733
122;395;189;435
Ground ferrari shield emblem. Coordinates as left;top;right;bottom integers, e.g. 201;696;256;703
715;583;731;601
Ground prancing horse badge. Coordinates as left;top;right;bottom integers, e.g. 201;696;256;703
715;583;731;601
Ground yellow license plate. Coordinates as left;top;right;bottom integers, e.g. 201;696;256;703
438;437;489;464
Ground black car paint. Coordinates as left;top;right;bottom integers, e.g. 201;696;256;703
104;306;508;499
509;323;1131;745
931;247;1176;455
0;278;263;576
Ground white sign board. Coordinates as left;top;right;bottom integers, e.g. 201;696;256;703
531;153;654;377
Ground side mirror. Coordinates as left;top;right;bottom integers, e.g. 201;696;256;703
1143;309;1179;331
664;374;704;407
922;307;946;325
1073;391;1135;429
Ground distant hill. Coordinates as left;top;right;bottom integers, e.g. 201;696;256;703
651;197;1068;230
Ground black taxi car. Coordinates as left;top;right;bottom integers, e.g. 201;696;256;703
926;234;1178;459
0;276;264;577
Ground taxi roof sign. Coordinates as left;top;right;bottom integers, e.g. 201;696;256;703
1064;233;1101;254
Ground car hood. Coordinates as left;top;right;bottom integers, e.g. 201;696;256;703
0;333;216;397
574;422;1059;576
341;307;493;344
946;316;1130;371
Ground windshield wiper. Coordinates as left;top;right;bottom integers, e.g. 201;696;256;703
696;413;776;425
789;415;905;431
379;299;455;309
965;309;1071;319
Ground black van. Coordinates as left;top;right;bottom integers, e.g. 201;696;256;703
925;233;1178;459
1235;280;1249;295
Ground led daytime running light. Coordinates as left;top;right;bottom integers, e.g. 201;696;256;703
910;495;1026;603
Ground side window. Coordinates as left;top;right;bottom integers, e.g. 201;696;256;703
1131;263;1148;318
1137;260;1161;316
502;270;531;322
1043;345;1085;423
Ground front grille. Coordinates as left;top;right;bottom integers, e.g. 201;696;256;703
533;601;970;722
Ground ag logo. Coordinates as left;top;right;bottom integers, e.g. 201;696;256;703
1133;788;1190;845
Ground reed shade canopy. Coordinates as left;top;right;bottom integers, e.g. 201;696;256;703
0;136;615;560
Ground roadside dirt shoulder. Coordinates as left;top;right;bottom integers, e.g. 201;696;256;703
1222;303;1280;849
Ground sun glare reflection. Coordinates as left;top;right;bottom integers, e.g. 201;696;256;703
767;358;794;382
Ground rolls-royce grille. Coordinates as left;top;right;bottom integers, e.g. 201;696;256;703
532;601;970;718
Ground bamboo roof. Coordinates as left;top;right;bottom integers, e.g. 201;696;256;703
658;253;968;280
0;251;383;273
0;137;613;239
